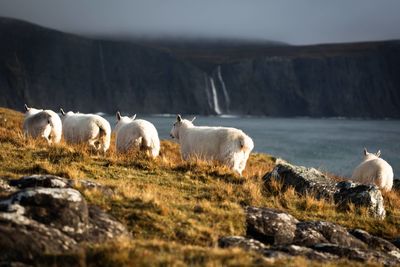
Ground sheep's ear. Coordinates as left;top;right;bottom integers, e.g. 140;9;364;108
191;116;196;122
116;111;121;121
131;114;137;120
60;108;65;116
177;114;182;122
376;150;381;157
24;104;30;111
363;147;368;156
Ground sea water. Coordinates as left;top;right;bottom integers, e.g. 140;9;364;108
105;115;400;177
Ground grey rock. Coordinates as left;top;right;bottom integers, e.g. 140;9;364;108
334;181;386;219
218;236;338;261
350;229;400;253
0;179;16;194
0;178;129;265
87;205;130;243
218;236;291;260
312;243;400;265
0;188;89;241
0;205;81;264
263;161;386;219
245;206;298;245
274;244;338;261
263;161;337;199
240;206;400;264
218;236;269;253
9;175;115;196
294;221;366;248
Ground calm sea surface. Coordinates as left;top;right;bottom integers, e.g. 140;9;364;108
104;115;400;177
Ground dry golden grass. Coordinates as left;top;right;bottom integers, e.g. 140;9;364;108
0;107;398;266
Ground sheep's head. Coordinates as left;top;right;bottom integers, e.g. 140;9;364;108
114;111;136;133
170;114;196;140
363;148;381;160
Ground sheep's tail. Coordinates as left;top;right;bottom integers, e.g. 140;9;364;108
239;134;254;152
96;120;110;149
141;133;160;158
47;115;62;143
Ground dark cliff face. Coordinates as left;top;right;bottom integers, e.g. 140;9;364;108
1;17;400;117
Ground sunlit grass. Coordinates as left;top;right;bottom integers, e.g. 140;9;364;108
0;107;399;266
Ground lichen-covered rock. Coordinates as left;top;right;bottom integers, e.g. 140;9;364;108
0;188;89;240
334;181;386;219
350;229;400;253
245;206;298;245
263;161;386;219
274;244;338;261
87;205;130;243
294;221;366;248
218;236;269;253
263;160;337;198
230;207;400;264
0;203;81;264
0;175;129;265
312;243;400;265
218;236;291;260
8;175;115;196
218;236;338;261
0;178;16;194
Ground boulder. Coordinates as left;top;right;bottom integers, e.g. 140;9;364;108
0;175;129;265
218;236;269;254
218;236;338;261
8;174;115;196
220;206;400;264
334;181;386;218
245;206;298;245
294;221;366;248
263;161;386;219
312;243;400;265
0;188;89;241
349;229;400;253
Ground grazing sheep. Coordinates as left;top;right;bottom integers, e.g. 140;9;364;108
170;115;254;175
23;104;62;144
60;109;111;153
114;112;160;158
351;148;394;191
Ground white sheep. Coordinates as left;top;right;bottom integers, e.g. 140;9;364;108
60;109;111;153
23;104;62;144
351;148;394;191
114;112;160;158
170;115;254;175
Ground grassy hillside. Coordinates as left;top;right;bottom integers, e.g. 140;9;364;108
0;107;399;266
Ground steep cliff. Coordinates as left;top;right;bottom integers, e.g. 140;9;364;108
1;18;399;117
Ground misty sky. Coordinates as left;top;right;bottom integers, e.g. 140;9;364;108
0;0;400;45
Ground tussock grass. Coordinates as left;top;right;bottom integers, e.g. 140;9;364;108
0;107;399;266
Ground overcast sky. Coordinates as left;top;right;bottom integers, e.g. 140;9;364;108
0;0;400;45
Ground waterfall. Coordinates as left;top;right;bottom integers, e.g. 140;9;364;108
209;77;222;115
217;66;230;110
204;75;213;110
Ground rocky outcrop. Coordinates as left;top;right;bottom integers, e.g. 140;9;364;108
219;207;400;265
0;175;129;265
245;206;298;245
263;161;386;219
1;18;400;117
9;174;115;196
